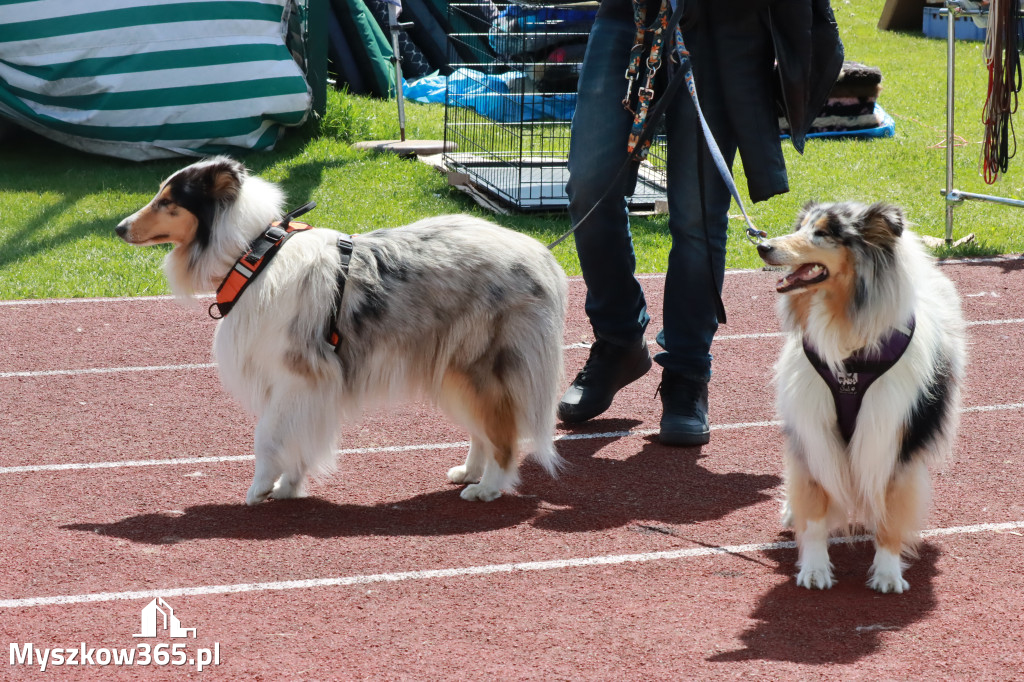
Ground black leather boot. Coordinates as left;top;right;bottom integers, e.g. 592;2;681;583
658;371;711;446
557;338;652;423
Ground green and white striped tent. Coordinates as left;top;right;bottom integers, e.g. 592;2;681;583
0;0;312;160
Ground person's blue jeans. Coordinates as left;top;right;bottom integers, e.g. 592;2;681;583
566;16;735;384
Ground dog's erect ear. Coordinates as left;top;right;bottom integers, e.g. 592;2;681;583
168;156;245;210
794;200;818;233
861;202;905;247
167;157;246;250
198;156;245;204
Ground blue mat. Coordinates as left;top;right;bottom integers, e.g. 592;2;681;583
790;104;896;141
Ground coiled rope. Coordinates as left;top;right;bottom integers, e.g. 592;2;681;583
981;0;1022;183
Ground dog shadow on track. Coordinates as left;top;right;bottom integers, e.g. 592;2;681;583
61;419;779;543
707;542;940;665
60;490;546;543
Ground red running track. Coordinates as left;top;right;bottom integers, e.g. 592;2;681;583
1;259;1024;680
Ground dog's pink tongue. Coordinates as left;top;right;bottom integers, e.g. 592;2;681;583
777;264;821;291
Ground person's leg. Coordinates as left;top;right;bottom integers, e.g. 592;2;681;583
659;107;733;383
656;32;736;444
566;16;650;346
558;16;652;423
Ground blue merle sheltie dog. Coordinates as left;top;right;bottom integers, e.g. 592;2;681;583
757;201;966;593
116;157;567;505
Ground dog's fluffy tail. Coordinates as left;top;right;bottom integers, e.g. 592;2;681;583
516;270;567;479
505;337;563;477
523;417;563;479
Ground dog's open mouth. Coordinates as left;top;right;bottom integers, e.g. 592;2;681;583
132;234;171;245
776;263;829;293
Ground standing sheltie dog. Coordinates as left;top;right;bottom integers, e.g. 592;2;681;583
116;156;567;504
757;201;966;593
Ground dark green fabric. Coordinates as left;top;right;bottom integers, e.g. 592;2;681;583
424;0;495;64
331;0;395;97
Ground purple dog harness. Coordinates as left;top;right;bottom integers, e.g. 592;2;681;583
803;317;916;443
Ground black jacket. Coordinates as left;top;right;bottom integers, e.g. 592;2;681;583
597;0;844;202
710;0;844;200
762;0;846;155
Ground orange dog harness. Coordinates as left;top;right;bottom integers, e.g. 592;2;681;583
209;201;354;351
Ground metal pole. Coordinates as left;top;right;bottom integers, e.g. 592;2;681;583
307;0;329;119
388;2;407;142
944;2;957;245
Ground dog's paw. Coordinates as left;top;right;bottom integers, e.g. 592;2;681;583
459;483;502;502
795;519;833;589
447;464;480;485
270;478;307;500
795;565;835;590
795;544;834;589
868;549;909;593
867;572;909;594
245;484;273;506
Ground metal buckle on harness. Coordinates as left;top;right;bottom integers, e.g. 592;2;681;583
244;225;288;264
623;74;637;112
337;236;353;267
263;226;288;244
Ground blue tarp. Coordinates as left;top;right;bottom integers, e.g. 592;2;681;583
405;68;576;122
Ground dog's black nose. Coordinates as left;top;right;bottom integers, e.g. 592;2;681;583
756;242;773;256
115;222;128;238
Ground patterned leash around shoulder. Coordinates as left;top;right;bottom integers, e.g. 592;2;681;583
547;0;767;250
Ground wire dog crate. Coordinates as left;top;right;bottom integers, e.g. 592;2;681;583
443;1;668;211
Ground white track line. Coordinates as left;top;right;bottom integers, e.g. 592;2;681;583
0;444;468;475
967;317;1024;327
0;423;780;475
2;404;1021;476
3;318;1023;380
0;295;182;306
0;428;714;475
962;402;1024;414
1;255;1022;307
0;363;217;379
2;520;1022;609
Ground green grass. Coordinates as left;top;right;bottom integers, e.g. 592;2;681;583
1;0;1021;299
